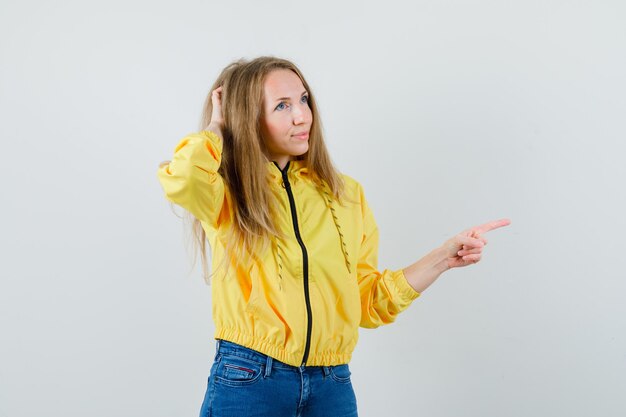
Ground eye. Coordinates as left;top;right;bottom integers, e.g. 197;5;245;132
275;102;288;111
301;95;309;104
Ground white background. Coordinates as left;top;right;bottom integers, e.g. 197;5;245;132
1;1;625;416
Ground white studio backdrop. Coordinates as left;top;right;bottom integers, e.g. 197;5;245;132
1;1;625;416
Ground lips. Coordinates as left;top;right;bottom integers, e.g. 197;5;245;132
292;131;309;139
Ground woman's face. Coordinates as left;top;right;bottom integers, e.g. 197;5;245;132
260;69;312;168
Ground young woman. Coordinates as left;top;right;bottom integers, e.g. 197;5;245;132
157;56;510;417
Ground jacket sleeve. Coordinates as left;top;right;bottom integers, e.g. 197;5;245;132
157;130;227;229
356;184;420;329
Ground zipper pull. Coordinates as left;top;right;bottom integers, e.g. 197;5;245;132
281;173;291;190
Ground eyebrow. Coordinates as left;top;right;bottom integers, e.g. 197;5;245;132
273;90;308;103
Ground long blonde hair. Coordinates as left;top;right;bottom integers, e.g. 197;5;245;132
181;56;345;283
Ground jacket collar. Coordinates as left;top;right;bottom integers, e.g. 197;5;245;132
267;159;309;184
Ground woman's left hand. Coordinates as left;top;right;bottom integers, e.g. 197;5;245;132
441;218;511;269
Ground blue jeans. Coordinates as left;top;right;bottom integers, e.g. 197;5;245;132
199;339;359;417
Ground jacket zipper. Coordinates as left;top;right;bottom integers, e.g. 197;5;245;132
276;161;313;366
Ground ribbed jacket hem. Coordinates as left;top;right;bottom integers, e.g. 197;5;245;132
214;327;353;367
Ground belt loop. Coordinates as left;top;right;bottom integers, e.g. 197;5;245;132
264;355;273;378
322;366;330;378
214;339;221;360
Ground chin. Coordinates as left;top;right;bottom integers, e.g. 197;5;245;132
293;145;309;156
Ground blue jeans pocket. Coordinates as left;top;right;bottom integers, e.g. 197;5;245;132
214;354;263;387
329;364;352;384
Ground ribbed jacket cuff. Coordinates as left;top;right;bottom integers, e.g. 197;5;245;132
393;269;421;303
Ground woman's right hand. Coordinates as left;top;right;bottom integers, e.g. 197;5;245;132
205;86;224;133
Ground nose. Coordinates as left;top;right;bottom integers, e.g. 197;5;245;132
292;105;305;125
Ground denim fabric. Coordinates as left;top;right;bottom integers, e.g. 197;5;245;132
199;339;358;417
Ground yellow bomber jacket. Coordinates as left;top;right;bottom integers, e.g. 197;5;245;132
157;130;420;366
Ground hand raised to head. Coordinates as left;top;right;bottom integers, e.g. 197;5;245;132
205;86;224;132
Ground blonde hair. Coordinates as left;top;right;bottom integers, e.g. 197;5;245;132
184;56;345;283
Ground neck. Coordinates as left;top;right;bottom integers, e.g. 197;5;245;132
272;156;292;171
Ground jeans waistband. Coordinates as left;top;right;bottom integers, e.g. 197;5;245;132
215;339;327;372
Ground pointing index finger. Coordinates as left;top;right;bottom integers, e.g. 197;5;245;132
475;218;511;234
